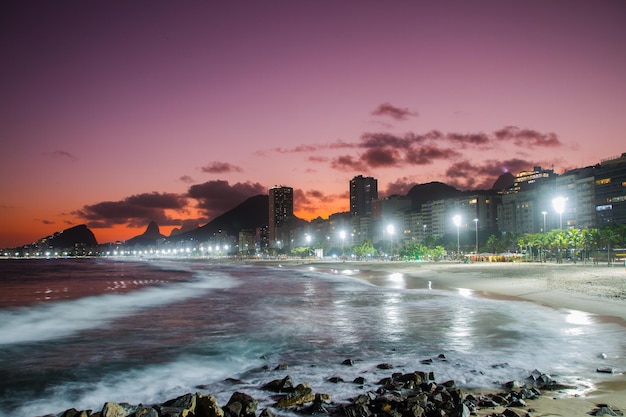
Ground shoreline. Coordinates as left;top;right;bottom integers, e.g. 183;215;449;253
248;259;626;416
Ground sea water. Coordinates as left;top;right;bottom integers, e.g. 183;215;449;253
0;258;624;417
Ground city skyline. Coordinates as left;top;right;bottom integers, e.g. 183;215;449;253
1;1;625;248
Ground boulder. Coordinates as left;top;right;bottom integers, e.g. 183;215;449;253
262;375;294;393
274;383;315;408
225;392;257;417
101;402;142;417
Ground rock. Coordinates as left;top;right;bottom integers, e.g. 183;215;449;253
590;404;619;416
134;408;159;417
353;376;367;385
101;402;142;417
328;376;344;383
377;363;393;369
262;375;295;392
274;364;288;371
449;403;471;417
259;408;275;417
274;383;315;408
597;367;616;374
342;359;355;366
502;408;522;417
60;409;90;417
225;392;257;417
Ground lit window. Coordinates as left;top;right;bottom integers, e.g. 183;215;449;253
596;178;611;185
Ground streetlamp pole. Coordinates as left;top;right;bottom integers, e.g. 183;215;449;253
541;211;547;233
453;215;461;260
386;224;394;258
340;230;346;256
473;218;479;254
552;197;566;230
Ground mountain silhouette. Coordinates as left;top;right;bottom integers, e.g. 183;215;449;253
406;182;463;210
125;221;167;246
171;194;270;241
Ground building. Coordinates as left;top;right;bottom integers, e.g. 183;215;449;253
269;185;294;248
595;152;626;226
350;175;378;216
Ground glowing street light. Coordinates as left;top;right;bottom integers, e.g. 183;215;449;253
453;215;461;259
552;197;566;229
473;218;479;254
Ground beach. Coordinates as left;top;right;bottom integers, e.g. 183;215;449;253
274;259;626;417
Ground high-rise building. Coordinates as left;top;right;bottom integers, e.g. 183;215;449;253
350;175;378;216
269;185;294;247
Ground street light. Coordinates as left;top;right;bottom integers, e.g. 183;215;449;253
552;197;566;229
453;215;461;259
541;211;547;233
473;218;479;254
339;230;346;256
386;224;395;258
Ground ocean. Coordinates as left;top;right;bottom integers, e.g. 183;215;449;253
0;258;624;417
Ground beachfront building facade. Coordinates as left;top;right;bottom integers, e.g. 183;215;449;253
595;152;626;226
269;185;294;249
350;175;378;216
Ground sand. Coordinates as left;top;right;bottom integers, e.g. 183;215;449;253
260;259;626;416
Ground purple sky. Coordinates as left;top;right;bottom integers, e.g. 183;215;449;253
1;0;625;247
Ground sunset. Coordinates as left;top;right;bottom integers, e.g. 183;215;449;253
2;1;625;248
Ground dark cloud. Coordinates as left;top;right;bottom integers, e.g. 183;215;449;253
40;219;55;225
330;155;370;172
494;126;561;147
361;148;400;167
405;146;461;165
44;150;77;161
187;180;266;219
371;102;418;120
73;192;187;228
384;178;416;196
201;162;243;173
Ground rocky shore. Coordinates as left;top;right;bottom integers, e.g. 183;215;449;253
43;356;623;417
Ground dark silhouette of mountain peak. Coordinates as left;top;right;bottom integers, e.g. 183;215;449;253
172;194;269;241
48;225;98;249
406;182;462;210
492;172;515;191
125;221;167;246
143;221;164;239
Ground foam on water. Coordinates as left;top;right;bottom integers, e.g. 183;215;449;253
0;266;238;345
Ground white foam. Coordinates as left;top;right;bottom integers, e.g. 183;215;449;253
0;269;238;345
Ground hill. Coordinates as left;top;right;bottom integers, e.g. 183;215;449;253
171;194;270;241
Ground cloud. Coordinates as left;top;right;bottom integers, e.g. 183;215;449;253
73;192;187;228
444;158;538;190
201;162;243;174
187;180;266;219
361;148;401;167
405;145;462;165
179;175;195;183
494;126;561;147
40;219;55;225
44;150;77;161
371;102;418;120
383;178;417;196
330;155;368;172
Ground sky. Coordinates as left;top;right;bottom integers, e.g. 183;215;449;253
1;0;625;248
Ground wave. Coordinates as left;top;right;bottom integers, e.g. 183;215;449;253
0;268;238;346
